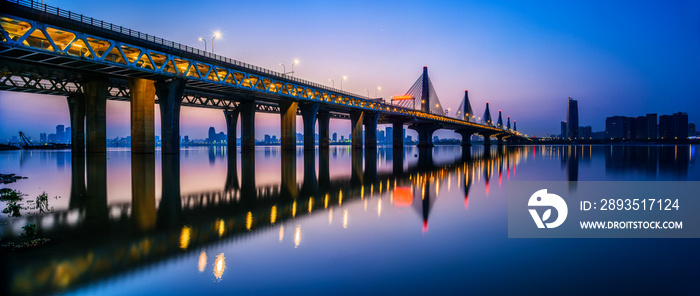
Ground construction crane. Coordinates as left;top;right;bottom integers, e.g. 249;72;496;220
18;131;34;148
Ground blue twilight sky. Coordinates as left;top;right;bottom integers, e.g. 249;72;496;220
1;0;699;140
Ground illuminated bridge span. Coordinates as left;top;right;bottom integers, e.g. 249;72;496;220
0;0;529;155
2;147;528;296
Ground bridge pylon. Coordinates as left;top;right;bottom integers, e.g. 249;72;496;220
396;67;445;114
455;90;474;121
497;110;503;129
483;102;493;126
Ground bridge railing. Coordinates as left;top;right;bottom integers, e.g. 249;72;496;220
9;0;372;100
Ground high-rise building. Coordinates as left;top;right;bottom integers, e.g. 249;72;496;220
566;97;578;139
689;123;696;138
207;127;216;143
65;127;71;143
385;127;393;142
560;121;567;139
332;132;337;142
646;113;657;139
634;116;647;140
606;116;631;139
56;125;65;143
673;112;688;139
578;126;592;139
659;112;688;140
40;133;47;143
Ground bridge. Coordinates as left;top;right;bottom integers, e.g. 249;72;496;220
0;0;530;155
1;146;528;296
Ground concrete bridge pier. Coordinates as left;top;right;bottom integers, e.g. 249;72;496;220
455;129;475;147
128;78;156;154
83;78;108;153
301;150;319;198
392;121;405;149
131;153;156;231
318;148;330;191
350;110;365;149
224;109;239;153
351;148;364;186
280;101;299;150
85;153;108;228
410;124;440;148
417;147;434;169
69;153;86;210
240;150;256;201
496;135;505;146
280;150;298;199
224;150;239;191
155;79;185;154
364;112;380;149
66;94;85;154
158;153;183;226
364;148;378;185
239;101;256;151
301;103;320;150
393;146;404;175
481;133;494;146
318;111;330;149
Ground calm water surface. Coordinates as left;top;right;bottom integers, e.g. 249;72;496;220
1;145;699;295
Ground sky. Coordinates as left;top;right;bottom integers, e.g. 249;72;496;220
1;0;699;140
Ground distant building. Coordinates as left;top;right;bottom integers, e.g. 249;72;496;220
207;127;216;143
606;116;633;140
386;127;393;142
689;123;696;137
40;133;47;143
659;112;688;140
65;127;71;143
646;113;657;139
578;126;592;139
332;132;337;142
56;125;65;143
634;116;647;140
566;97;579;139
560;121;567;139
592;131;606;140
296;133;303;142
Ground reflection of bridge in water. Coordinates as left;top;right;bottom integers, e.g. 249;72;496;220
3;146;527;296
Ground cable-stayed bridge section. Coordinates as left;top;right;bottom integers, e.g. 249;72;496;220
0;0;529;154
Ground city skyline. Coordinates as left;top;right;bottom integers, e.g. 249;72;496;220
1;0;699;139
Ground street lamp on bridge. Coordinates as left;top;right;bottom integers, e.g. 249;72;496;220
280;59;299;76
376;86;381;98
198;37;207;52
212;31;221;54
340;76;347;90
364;89;370;98
328;78;334;88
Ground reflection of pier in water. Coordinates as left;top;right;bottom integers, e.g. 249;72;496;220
3;146;526;296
